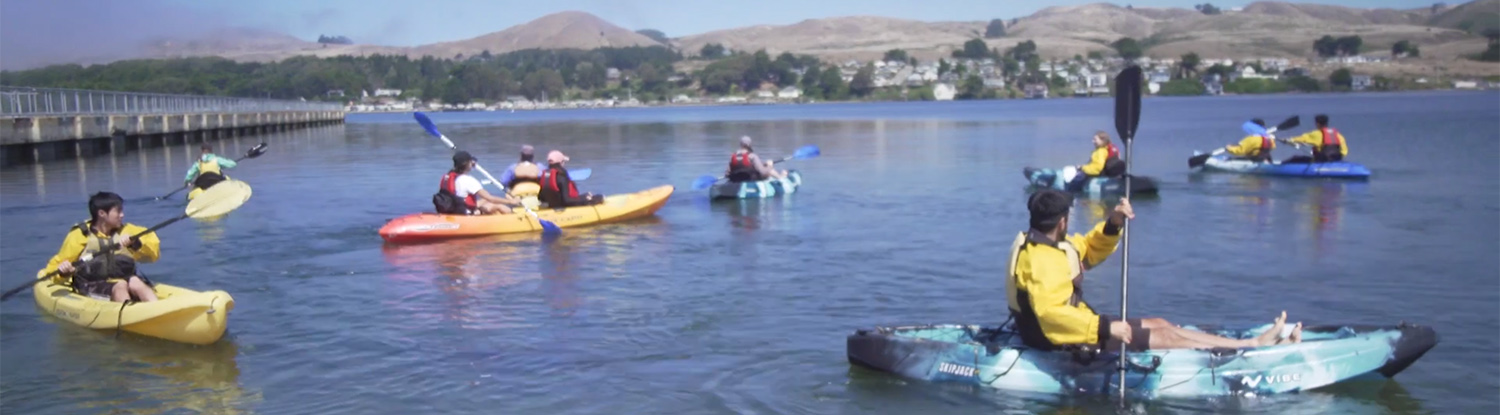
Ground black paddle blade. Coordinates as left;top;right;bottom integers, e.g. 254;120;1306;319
243;143;269;159
1275;116;1300;132
1188;152;1213;168
1114;66;1143;142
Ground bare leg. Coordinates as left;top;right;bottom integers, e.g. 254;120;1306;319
1144;312;1287;350
127;276;157;302
110;281;131;302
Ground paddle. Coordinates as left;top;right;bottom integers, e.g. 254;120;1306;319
412;112;560;235
1188;116;1299;168
691;145;821;191
1113;65;1142;403
156;143;269;200
1;181;253;301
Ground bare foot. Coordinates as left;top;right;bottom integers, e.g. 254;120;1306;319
1254;311;1288;347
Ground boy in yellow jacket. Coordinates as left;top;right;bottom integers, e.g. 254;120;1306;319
39;192;160;302
1006;190;1299;351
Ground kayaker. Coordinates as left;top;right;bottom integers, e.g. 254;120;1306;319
725;136;787;182
435;151;521;215
499;145;542;190
1006;189;1301;351
39;192;159;303
1224;118;1277;163
183;143;236;191
1066;131;1125;191
539;150;604;208
1280;114;1348;163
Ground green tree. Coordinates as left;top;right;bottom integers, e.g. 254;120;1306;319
1007;40;1038;61
1087;50;1104;60
1194;3;1221;14
938;59;951;76
817;65;848;100
1336;36;1363;56
700;43;726;59
1112;37;1144;60
850;64;876;97
952;38;992;59
959;74;986;99
1178;52;1201;79
1158;79;1206;96
636;29;669;44
1283;75;1321;92
1314;35;1340;57
800;65;822;94
883;49;909;63
1391;40;1420;57
1329;68;1353;88
985;19;1006;38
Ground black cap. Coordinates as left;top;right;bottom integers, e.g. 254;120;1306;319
1250;118;1266;127
453;151;476;165
1028;189;1073;231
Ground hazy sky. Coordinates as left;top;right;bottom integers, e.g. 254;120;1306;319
0;0;1450;69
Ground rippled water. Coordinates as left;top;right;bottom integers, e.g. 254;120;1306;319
2;91;1497;414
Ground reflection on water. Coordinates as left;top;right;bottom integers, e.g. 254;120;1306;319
714;197;796;231
49;323;258;414
1304;181;1361;258
380;235;532;330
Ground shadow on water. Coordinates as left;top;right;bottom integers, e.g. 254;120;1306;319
710;196;797;231
43;321;260;415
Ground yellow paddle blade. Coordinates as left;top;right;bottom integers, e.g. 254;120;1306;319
184;180;253;218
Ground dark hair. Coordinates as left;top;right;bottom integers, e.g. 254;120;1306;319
520;153;534;163
1027;190;1073;232
88;192;125;221
452;159;470;173
1315;114;1329;126
1251;118;1266;128
201;143;213;152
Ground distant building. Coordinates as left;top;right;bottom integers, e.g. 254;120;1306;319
1454;80;1479;89
606;68;621;80
374;88;403;97
1024;83;1048;99
777;87;802;99
1351;75;1373;91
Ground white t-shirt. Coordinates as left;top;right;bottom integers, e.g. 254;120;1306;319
452;174;485;200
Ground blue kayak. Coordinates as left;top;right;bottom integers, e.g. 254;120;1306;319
709;170;802;199
1023;167;1159;197
847;322;1435;398
1197;152;1371;179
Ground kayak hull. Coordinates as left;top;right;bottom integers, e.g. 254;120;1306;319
379;185;674;243
709;170;802;199
1023;167;1159;197
1198;153;1371;179
847;322;1436;398
33;280;234;345
186;177;241;201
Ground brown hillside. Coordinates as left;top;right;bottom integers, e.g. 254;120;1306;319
676;16;984;62
413;11;662;58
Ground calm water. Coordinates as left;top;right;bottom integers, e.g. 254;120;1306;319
2;92;1497;414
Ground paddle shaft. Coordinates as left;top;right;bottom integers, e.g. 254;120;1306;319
0;213;186;301
1112;66;1142;403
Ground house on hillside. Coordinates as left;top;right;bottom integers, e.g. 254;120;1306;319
1202;74;1223;95
1351;75;1373;91
1148;70;1171;84
777;86;802;99
374;88;402;97
934;83;956;101
325;89;345;98
606;68;621;81
1024;83;1048;99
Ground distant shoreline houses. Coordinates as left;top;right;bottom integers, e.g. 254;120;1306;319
345;53;1497;112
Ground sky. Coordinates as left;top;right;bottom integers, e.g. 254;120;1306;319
0;0;1452;69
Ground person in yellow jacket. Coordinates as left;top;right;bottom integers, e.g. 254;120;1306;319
1224;118;1277;162
38;192;160;302
1066;131;1125;191
1281;114;1348;163
1006;189;1300;351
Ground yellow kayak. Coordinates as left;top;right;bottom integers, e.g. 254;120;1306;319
380;184;674;243
33;279;234;345
186;177;240;201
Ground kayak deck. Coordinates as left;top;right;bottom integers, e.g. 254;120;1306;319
709;170;803;199
33;279;234;345
848;322;1436;398
1198;153;1371;179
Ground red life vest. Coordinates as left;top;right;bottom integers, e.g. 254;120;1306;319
1257;135;1274;155
440;171;477;209
1104;143;1120;160
1320;127;1342;148
541;167;580;198
729;152;756;170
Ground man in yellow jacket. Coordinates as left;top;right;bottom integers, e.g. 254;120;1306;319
1281;114;1348;163
1006;190;1299;351
1224;118;1277;162
39;192;160;302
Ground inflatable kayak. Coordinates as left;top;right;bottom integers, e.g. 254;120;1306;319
709;170;802;199
33;279;234;345
379;185;674;243
847;322;1436;398
1196;153;1371;179
1023;167;1159;197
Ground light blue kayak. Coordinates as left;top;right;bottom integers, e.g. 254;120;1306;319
709;170;802;199
847;322;1436;398
1197;152;1371;179
1023;167;1159;197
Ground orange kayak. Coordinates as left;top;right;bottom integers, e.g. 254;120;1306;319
379;185;674;243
